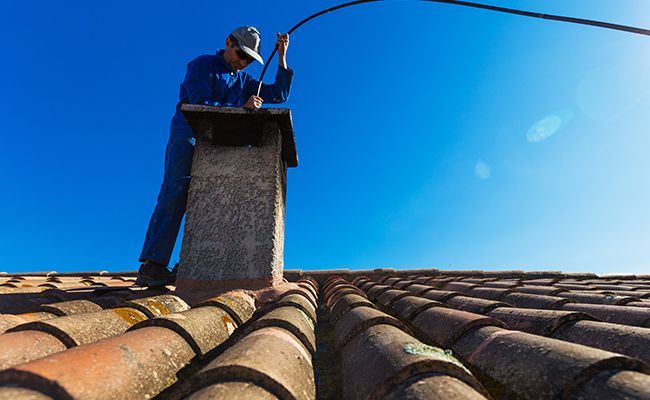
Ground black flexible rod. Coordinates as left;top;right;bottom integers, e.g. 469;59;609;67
256;0;649;95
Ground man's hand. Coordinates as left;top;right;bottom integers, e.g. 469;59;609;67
243;95;263;110
276;32;289;57
276;32;289;69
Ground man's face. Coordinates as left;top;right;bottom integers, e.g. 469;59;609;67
224;37;253;72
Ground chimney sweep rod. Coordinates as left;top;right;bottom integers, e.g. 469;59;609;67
256;0;649;96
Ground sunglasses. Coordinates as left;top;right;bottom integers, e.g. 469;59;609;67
229;36;255;62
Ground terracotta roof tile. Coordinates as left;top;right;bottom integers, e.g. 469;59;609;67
562;272;600;279
426;277;456;288
402;283;435;296
0;312;59;335
467;287;513;301
0;314;36;335
551;320;650;364
2;269;650;398
14;312;57;323
129;306;236;356
613;286;650;297
488;270;531;278
383;373;488;400
196;292;256;325
563;288;613;294
452;325;648;399
445;296;510;314
0;288;257;399
323;281;357;300
349;276;370;285
392;279;416;290
596;274;639;280
438;270;485;277
265;292;318;324
459;278;497;284
121;294;190;317
443;282;480;293
552;283;597;291
186;381;278;400
358;280;376;292
374;289;412;309
486;307;593;336
420;289;461;303
359;272;650;397
296;276;320;292
382;277;405;286
621;280;650;285
280;287;318;311
389;296;443;321
388;268;440;277
334;305;408;351
376;275;397;284
0;326;195;399
365;284;393;301
297;282;318;300
330;276;360;291
558;291;638;305
0;331;68;370
38;299;106;316
341;324;490;399
324;285;365;309
501;292;574;309
409;306;506;348
607;290;650;298
329;293;375;323
36;282;101;290
412;276;436;285
593;284;641;291
515;284;567;296
520;278;560;285
570;370;650;400
323;275;345;287
0;387;53;399
3;307;148;358
628;301;650;308
562;303;650;327
329;275;358;289
160;280;319;399
299;275;319;286
245;305;316;355
482;280;521;289
180;326;315;400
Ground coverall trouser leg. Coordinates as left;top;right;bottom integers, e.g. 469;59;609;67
139;112;195;267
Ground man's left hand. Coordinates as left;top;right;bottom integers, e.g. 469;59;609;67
276;32;289;57
243;95;263;110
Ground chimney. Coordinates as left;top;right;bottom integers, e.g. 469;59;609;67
176;105;297;297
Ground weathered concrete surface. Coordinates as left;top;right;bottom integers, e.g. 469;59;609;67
177;110;293;295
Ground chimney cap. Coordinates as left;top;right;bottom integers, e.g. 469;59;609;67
181;105;298;167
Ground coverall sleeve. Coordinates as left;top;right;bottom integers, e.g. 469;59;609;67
182;55;216;106
244;66;294;104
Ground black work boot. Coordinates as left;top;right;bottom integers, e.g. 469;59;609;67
135;260;177;287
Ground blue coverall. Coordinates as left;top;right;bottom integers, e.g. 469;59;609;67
140;49;294;267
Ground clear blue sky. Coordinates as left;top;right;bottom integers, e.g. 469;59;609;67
1;1;649;274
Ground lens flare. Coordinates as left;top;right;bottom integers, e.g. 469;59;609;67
475;160;491;179
527;109;573;143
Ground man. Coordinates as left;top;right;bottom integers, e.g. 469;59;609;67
136;26;293;287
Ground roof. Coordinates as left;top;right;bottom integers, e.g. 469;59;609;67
0;269;649;399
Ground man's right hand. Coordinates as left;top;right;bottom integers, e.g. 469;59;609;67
243;95;263;110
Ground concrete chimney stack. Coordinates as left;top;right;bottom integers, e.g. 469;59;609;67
176;105;297;296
